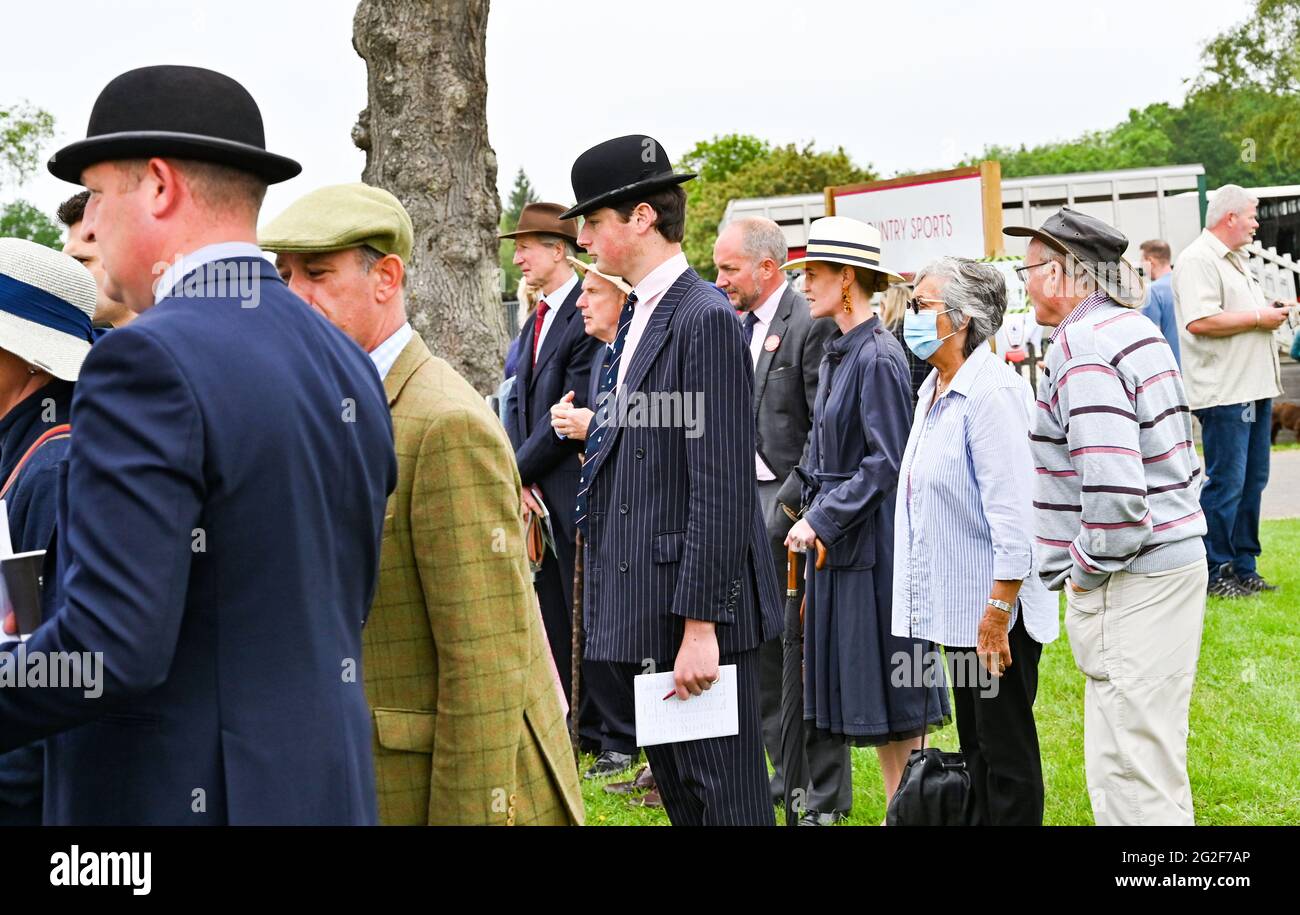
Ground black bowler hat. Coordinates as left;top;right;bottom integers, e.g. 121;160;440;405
48;65;301;185
1004;206;1144;307
560;135;695;220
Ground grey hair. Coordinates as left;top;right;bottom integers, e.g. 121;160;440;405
534;232;580;259
1026;239;1096;298
1206;184;1258;229
913;257;1007;358
732;216;788;268
358;244;409;289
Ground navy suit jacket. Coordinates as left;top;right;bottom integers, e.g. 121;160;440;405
0;256;396;825
505;278;598;546
582;267;782;664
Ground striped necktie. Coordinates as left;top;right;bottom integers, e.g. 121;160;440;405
574;290;637;531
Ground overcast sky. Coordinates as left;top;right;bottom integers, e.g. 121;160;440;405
1;0;1252;228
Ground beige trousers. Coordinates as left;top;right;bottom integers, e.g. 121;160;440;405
1064;559;1208;826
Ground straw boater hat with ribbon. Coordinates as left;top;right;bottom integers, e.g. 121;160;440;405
566;255;632;296
1003;207;1144;308
780;216;905;283
0;238;98;381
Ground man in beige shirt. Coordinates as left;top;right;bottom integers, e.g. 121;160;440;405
1174;184;1293;598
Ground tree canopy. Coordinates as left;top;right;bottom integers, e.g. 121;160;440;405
1;101;61;249
681;135;875;277
958;0;1300;187
498;166;539;299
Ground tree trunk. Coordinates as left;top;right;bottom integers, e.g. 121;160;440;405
353;0;506;395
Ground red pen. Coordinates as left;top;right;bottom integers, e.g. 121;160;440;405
662;689;678;701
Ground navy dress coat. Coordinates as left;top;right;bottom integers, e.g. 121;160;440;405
800;315;949;745
0;379;74;824
0;256;396;825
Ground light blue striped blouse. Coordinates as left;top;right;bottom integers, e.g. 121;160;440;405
891;343;1059;648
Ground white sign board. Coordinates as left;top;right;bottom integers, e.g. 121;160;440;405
831;171;991;275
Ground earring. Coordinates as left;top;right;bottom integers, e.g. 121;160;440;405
841;286;853;314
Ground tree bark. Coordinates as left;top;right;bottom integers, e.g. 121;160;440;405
353;0;506;395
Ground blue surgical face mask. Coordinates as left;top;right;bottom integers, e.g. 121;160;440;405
902;307;959;361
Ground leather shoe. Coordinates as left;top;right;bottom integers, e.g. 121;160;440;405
604;763;655;795
632;787;662;808
797;809;846;826
583;750;636;780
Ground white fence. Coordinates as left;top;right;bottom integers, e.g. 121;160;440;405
1244;243;1300;354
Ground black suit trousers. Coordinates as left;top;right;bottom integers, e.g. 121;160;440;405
946;612;1045;826
610;650;774;826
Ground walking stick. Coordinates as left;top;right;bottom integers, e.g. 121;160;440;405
569;452;587;766
569;528;584;766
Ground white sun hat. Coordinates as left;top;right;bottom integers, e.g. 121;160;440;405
0;237;98;381
780;216;906;283
566;255;633;296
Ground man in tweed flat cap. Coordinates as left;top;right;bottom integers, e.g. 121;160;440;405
262;182;583;826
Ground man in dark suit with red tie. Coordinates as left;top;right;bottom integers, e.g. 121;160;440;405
502;204;632;777
565;135;783;825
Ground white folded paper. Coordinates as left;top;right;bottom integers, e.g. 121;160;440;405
633;664;739;747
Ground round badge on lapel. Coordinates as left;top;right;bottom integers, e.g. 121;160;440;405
764;334;781;353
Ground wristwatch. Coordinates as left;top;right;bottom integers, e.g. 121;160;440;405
986;598;1014;614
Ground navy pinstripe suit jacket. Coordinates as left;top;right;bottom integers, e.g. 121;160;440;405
581;267;782;665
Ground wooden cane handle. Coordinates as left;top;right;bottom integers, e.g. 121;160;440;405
786;548;799;591
814;539;827;571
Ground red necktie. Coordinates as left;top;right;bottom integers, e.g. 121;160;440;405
532;299;551;367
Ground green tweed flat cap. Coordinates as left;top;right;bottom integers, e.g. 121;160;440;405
260;182;413;261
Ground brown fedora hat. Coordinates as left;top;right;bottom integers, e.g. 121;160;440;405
499;202;582;249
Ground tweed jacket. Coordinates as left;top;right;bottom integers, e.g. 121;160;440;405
364;334;584;826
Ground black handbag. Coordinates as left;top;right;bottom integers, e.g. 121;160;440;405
885;643;974;826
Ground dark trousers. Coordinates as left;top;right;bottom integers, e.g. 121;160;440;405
1195;398;1272;580
756;480;852;813
582;660;637;756
610;650;774;826
945;611;1045;826
536;541;610;750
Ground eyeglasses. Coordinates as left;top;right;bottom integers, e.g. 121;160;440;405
907;295;948;315
1013;261;1053;279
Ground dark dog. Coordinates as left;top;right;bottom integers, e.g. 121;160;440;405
1272;401;1300;443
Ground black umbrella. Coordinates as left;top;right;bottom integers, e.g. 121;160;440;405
781;541;825;826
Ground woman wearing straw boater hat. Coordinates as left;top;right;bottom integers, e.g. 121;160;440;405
0;237;97;825
781;216;950;820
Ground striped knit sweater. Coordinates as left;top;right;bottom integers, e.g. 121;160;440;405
1032;292;1206;591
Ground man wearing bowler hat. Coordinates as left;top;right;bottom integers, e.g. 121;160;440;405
565;135;783;825
499;204;631;778
0;65;396;825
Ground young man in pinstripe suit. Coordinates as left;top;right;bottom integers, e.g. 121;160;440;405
562;135;783;826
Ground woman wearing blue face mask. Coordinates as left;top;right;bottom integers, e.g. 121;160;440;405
781;217;950;820
891;257;1058;825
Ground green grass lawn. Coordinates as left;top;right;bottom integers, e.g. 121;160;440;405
579;519;1300;825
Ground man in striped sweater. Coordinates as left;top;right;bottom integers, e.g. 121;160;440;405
1007;209;1208;827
